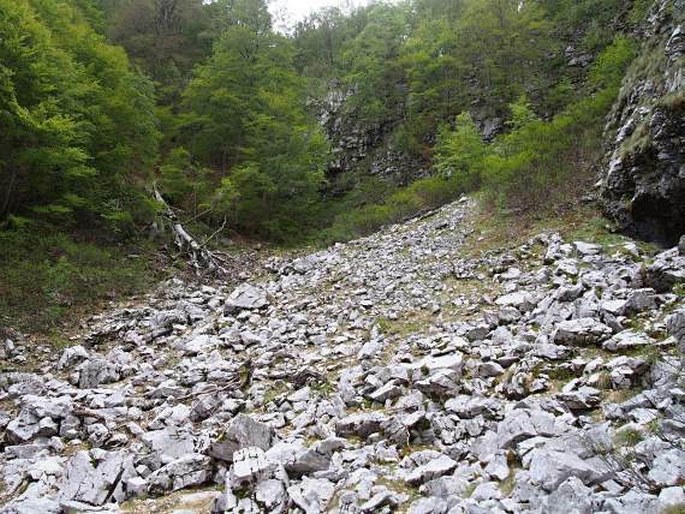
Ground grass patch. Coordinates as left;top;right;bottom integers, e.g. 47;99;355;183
464;200;635;259
376;311;436;338
310;379;336;398
614;426;644;447
0;228;161;335
317;173;473;246
662;505;685;514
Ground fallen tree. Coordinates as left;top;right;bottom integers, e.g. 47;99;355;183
152;185;231;276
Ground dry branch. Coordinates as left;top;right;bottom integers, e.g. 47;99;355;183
152;185;230;276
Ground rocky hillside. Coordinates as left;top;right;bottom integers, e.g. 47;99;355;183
1;198;684;513
602;0;685;246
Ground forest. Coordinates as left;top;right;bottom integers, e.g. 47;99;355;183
0;0;648;330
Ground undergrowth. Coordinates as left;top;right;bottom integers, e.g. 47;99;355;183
0;226;161;334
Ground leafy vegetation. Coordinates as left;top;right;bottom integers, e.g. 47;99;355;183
0;227;158;332
0;0;653;332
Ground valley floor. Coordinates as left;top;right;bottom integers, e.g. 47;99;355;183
1;197;684;513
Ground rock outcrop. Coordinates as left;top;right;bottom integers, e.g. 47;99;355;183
315;80;428;189
0;198;683;513
602;0;685;246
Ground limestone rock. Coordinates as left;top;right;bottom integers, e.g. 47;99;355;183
224;283;269;313
209;414;274;462
552;318;612;346
147;454;212;494
528;449;610;491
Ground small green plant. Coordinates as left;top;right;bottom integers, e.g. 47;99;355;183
674;283;685;298
647;417;662;434
614;427;644;447
311;380;335;398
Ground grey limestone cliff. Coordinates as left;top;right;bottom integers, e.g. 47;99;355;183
602;0;685;246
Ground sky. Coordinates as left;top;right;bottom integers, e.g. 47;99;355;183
268;0;372;32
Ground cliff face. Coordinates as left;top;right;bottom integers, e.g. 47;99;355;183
602;0;685;246
315;82;429;193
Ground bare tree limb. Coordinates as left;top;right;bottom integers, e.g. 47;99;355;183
152;184;230;276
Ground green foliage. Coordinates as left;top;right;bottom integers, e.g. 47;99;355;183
308;0;641;243
158;147;212;217
0;0;159;232
479;36;636;211
614;427;644;447
628;0;653;26
507;96;540;130
434;113;486;188
0;0;651;338
338;3;411;124
589;36;638;89
0;228;156;331
541;0;626;51
320;173;470;244
175;10;329;242
99;0;210;101
293;6;369;80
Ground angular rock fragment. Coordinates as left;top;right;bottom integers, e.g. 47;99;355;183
644;248;685;292
528;449;610;491
209;414;274;462
335;412;389;438
78;358;121;388
224;284;269;313
543;476;593;514
287;477;335;513
496;409;556;449
147;454;212;494
552;318;612;346
556;387;602;410
603;329;652;352
231;447;273;484
57;450;134;505
495;291;536;311
405;454;458;486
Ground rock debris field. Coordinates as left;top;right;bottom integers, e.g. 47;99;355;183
1;198;684;513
